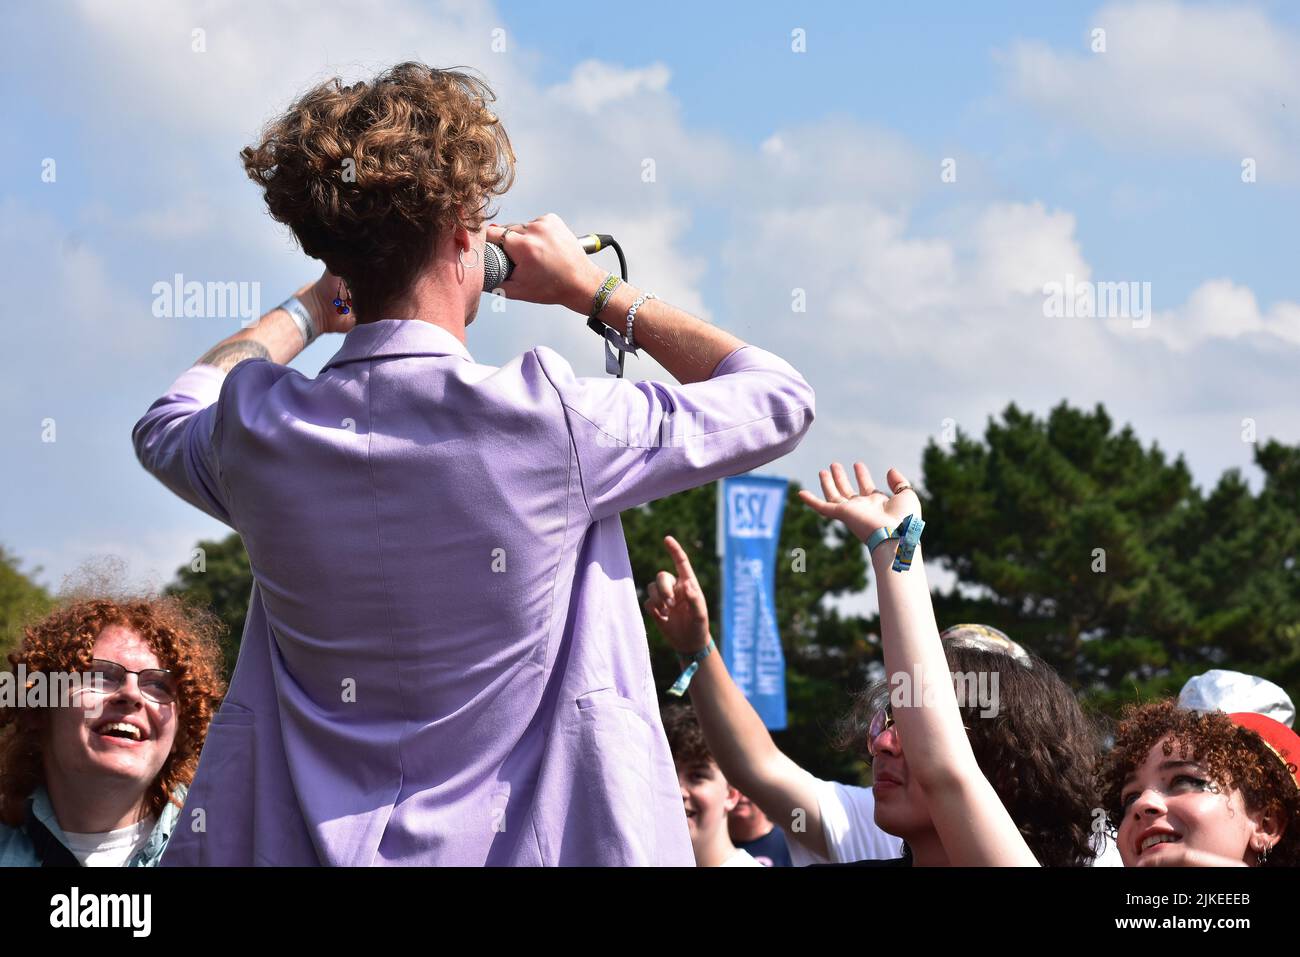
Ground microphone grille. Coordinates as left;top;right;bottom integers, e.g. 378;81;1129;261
482;242;512;292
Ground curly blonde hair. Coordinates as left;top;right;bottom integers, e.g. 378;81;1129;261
0;596;226;827
240;62;516;319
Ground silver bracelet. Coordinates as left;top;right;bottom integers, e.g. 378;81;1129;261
277;295;318;347
625;292;655;350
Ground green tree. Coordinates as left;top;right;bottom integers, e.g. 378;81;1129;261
0;546;55;656
921;402;1300;714
165;533;252;680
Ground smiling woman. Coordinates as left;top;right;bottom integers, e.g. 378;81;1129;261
1100;700;1300;867
0;596;225;866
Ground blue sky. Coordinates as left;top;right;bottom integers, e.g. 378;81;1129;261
3;0;1298;601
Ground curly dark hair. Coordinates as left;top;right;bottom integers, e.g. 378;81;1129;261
240;62;516;319
662;703;715;770
835;642;1103;866
1099;700;1300;866
0;596;226;827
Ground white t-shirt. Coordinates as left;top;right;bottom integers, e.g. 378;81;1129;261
783;777;904;865
720;847;765;867
62;817;156;867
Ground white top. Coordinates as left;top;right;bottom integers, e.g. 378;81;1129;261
783;777;905;865
719;847;765;867
62;817;156;867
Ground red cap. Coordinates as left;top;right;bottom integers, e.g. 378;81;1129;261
1230;712;1300;789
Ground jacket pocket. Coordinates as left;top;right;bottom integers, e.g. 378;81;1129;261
183;708;256;865
570;688;654;864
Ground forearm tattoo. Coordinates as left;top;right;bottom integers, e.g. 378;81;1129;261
196;340;271;373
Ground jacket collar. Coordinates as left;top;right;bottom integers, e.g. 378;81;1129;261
29;783;187;866
320;319;474;372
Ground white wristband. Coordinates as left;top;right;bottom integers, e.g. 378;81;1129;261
278;295;318;347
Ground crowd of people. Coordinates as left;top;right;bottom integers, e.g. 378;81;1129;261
1;464;1295;866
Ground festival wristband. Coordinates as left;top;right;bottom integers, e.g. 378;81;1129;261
667;638;715;697
865;524;896;554
277;295;318;347
891;514;925;573
586;273;622;334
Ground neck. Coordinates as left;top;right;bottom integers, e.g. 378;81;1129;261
729;814;772;844
905;828;950;867
694;826;741;867
43;767;151;834
382;259;471;344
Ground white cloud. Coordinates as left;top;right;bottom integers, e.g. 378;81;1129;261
1002;0;1300;177
1143;278;1300;351
548;60;671;113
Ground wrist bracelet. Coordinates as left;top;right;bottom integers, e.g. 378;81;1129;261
891;514;925;573
667;638;715;697
625;292;654;351
277;295;318;347
865;524;897;554
586;273;622;333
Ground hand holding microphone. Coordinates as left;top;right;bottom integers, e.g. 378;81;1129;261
483;214;610;314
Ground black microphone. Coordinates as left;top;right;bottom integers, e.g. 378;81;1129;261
482;233;615;292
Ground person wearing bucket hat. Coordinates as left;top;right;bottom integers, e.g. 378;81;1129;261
1099;699;1300;866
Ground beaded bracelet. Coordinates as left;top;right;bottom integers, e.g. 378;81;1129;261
625;292;655;351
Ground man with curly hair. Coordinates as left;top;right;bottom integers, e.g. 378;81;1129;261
131;63;815;865
0;597;225;866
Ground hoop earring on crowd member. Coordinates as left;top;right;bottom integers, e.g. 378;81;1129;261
459;247;480;269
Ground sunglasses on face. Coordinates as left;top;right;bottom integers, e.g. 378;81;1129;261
82;659;178;705
865;703;974;765
866;705;896;764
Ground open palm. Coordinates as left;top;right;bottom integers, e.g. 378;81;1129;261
797;462;921;546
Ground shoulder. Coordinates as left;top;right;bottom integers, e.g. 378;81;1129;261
0;803;40;867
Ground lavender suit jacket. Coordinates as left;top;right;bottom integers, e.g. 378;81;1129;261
133;318;815;865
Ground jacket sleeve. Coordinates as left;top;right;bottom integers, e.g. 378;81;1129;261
131;364;236;527
537;345;815;522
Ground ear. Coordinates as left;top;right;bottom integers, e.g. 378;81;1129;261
452;222;472;254
724;783;740;813
1253;807;1287;854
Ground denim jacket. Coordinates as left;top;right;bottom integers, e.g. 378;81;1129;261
0;784;186;867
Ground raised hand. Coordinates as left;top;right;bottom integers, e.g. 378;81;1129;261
797;462;921;546
643;535;711;655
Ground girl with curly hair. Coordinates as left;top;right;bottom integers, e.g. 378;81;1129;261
0;596;225;866
1099;700;1299;866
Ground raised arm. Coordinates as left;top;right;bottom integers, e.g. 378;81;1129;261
132;271;345;522
800;462;1038;866
644;536;832;858
487;214;745;384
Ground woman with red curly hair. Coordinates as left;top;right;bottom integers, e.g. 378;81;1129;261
1100;701;1300;866
0;597;225;866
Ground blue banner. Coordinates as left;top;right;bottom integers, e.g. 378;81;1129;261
718;474;788;730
